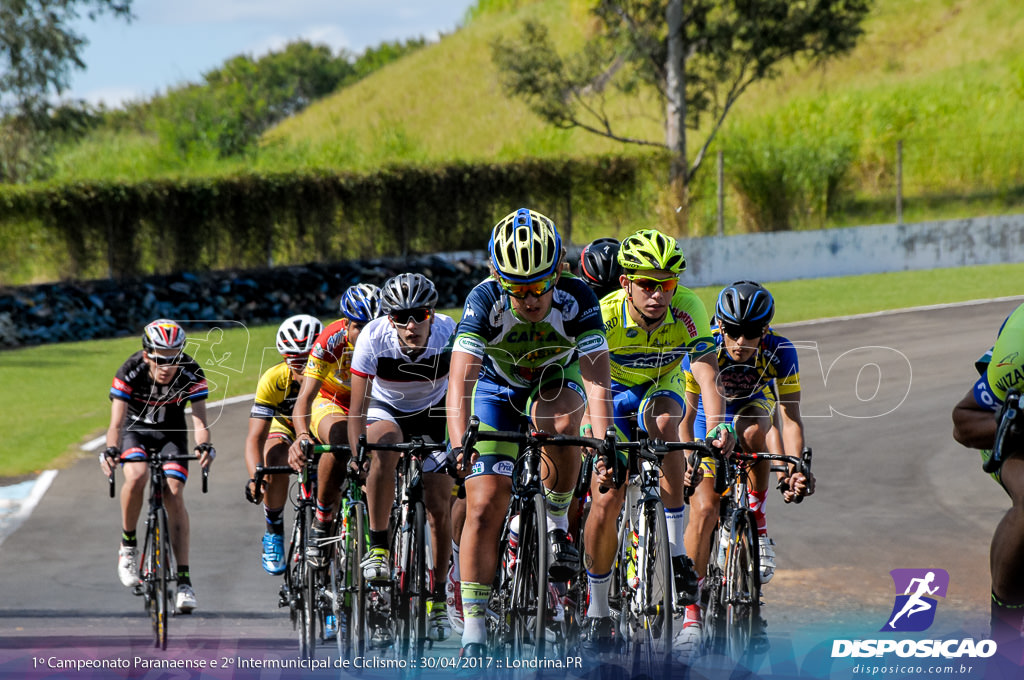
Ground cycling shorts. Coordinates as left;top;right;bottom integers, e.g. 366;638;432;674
467;362;586;479
610;372;687;464
367;398;449;473
311;395;349;441
120;429;190;484
267;419;296;444
693;387;775;479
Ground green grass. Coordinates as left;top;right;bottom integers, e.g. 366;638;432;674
39;0;1024;237
4;262;1023;478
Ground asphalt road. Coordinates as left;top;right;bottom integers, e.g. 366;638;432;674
1;297;1021;679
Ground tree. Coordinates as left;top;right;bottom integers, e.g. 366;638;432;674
0;0;133;181
492;0;872;225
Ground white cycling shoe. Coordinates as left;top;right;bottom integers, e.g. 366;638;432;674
176;584;198;614
759;534;776;584
117;545;140;587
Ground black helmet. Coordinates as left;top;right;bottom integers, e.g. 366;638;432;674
716;281;775;334
579;238;622;299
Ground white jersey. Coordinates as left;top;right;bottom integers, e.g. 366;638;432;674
350;313;456;412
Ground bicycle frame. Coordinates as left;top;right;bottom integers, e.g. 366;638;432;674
358;435;448;658
108;449;207;650
461;415;615;660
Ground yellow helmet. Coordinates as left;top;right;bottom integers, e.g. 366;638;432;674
488;208;562;283
617;229;686;274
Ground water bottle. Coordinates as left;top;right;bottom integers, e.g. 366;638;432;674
627;529;640;589
716;518;731;570
504;514;520;578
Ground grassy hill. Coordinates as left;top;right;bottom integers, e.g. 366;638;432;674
48;0;1024;236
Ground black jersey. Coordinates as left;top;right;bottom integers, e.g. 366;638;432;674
110;351;209;431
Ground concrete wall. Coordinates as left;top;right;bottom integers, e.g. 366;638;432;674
677;214;1024;288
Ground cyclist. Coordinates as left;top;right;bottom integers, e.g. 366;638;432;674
446;208;614;659
952;301;1024;643
582;228;737;653
677;281;814;657
288;283;382;567
578;237;622;300
99;319;215;614
347;273;457;642
243;314;323;575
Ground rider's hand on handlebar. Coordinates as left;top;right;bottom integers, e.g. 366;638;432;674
683;458;705;488
244;477;263;504
592;455;616;489
288;435;313;471
706;423;736;456
99;446;120;476
781;470;815;503
194;442;216;468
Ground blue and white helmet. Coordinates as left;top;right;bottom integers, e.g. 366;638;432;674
339;283;383;323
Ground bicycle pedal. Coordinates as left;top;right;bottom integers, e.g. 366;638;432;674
132;584;144;596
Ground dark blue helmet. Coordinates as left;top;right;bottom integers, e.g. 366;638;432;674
716;281;775;331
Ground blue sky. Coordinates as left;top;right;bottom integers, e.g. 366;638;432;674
67;0;476;107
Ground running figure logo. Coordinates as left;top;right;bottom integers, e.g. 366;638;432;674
881;568;949;632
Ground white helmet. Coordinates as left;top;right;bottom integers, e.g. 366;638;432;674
276;314;322;358
142;319;186;353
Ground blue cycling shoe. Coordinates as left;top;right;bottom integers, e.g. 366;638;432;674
262;531;286;575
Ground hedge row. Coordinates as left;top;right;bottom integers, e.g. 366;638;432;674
0;156;658;284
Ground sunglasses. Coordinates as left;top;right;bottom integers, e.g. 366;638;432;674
146;352;182;366
389;308;433;325
499;274;558;300
628;275;678;294
720;322;765;340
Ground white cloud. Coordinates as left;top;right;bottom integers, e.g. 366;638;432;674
245;25;353;59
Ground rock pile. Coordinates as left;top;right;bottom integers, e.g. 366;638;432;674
0;254;491;348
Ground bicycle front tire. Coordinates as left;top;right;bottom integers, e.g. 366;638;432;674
724;509;761;659
627;499;672;675
153;509;170;650
509;492;549;659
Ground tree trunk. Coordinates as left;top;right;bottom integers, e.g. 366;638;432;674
665;0;688;234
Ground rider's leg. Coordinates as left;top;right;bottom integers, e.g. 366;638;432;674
364;419;401;541
460;473;512;647
163;476;190;566
991;455;1024;638
424;472;455;594
313;409;350;523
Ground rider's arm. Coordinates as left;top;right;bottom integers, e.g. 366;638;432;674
952;390;997;449
243;417;272;479
106;398;127;450
446;349;483;454
346;372;371;460
689;352;735;454
578;349;613;437
189;400;214;466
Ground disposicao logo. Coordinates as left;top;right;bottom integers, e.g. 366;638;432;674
881;568;948;632
831;568;997;660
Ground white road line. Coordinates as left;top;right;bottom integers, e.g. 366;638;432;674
0;469;57;547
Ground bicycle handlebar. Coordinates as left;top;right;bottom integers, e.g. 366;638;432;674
987;390;1022;474
459;415;617;483
109;452;210;497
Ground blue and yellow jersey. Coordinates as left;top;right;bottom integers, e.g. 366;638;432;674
684;328;801;401
601;287;715;387
973;302;1024;412
452;277;607;388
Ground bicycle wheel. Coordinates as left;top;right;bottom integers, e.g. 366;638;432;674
345;500;368;659
724;510;761;659
153;509;170;650
628;500;672;676
397;501;428;658
509;493;549;659
302;505;319;658
288;505;314;659
702;522;728;657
